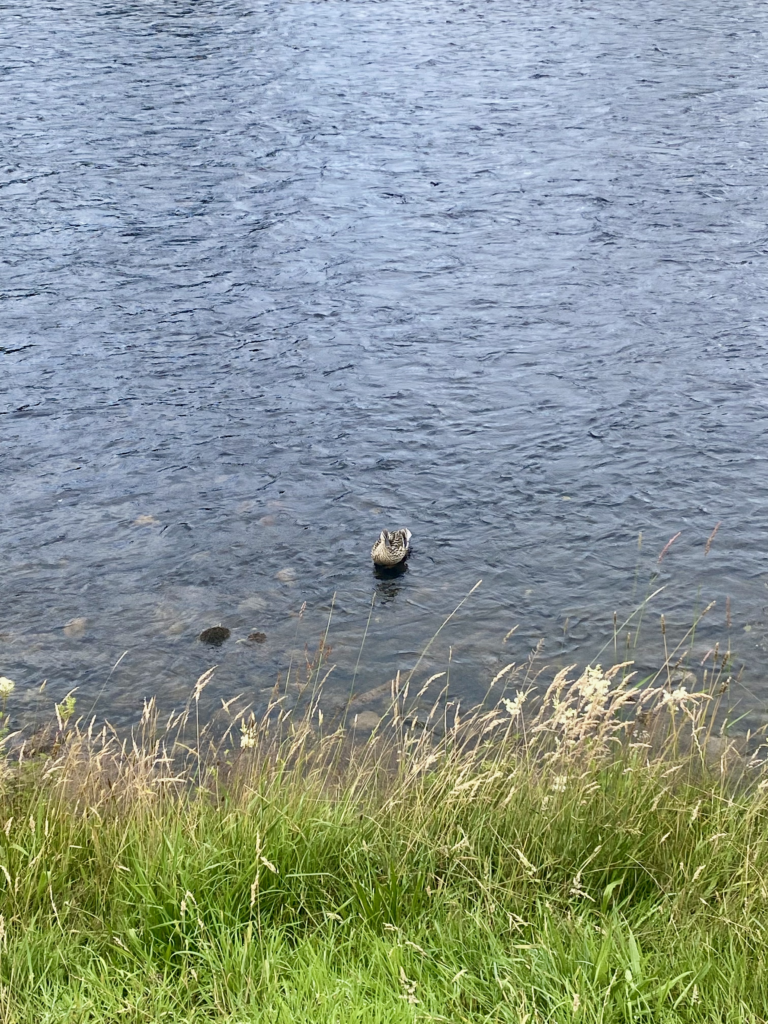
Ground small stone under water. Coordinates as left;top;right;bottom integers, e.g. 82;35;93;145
247;631;267;644
63;617;87;638
198;626;231;647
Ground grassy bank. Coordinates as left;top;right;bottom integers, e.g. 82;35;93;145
0;653;766;1023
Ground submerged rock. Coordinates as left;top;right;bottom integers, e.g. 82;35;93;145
133;514;159;527
246;631;267;644
198;626;231;647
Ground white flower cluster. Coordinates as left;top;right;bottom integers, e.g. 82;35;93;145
576;665;611;704
240;716;258;749
502;691;526;720
660;686;701;708
0;677;15;698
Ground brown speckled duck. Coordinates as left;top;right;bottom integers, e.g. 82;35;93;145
371;528;412;567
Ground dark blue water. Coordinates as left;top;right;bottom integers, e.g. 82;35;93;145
2;0;768;727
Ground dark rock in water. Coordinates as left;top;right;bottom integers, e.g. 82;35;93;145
198;626;231;647
247;631;267;644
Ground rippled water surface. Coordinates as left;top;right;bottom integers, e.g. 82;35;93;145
3;0;768;725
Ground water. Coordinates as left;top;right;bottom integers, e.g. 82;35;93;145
3;0;768;728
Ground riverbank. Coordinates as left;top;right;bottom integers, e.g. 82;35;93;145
0;658;766;1023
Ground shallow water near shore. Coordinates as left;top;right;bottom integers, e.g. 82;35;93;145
2;0;768;727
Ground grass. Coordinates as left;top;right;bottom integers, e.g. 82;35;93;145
0;621;767;1023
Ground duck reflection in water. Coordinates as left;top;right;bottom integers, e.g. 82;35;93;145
373;560;408;603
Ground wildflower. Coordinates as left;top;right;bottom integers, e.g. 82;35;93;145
240;715;257;749
552;702;577;726
551;775;568;793
576;665;611;704
0;677;14;698
660;686;704;708
502;691;526;719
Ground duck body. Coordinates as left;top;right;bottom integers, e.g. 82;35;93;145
371;528;412;567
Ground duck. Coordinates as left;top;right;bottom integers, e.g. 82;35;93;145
371;528;412;567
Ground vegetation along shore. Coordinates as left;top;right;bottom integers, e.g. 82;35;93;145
0;620;766;1023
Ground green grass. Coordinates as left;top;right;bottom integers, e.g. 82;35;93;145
0;654;767;1023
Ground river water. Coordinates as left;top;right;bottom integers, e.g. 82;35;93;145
2;0;768;728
